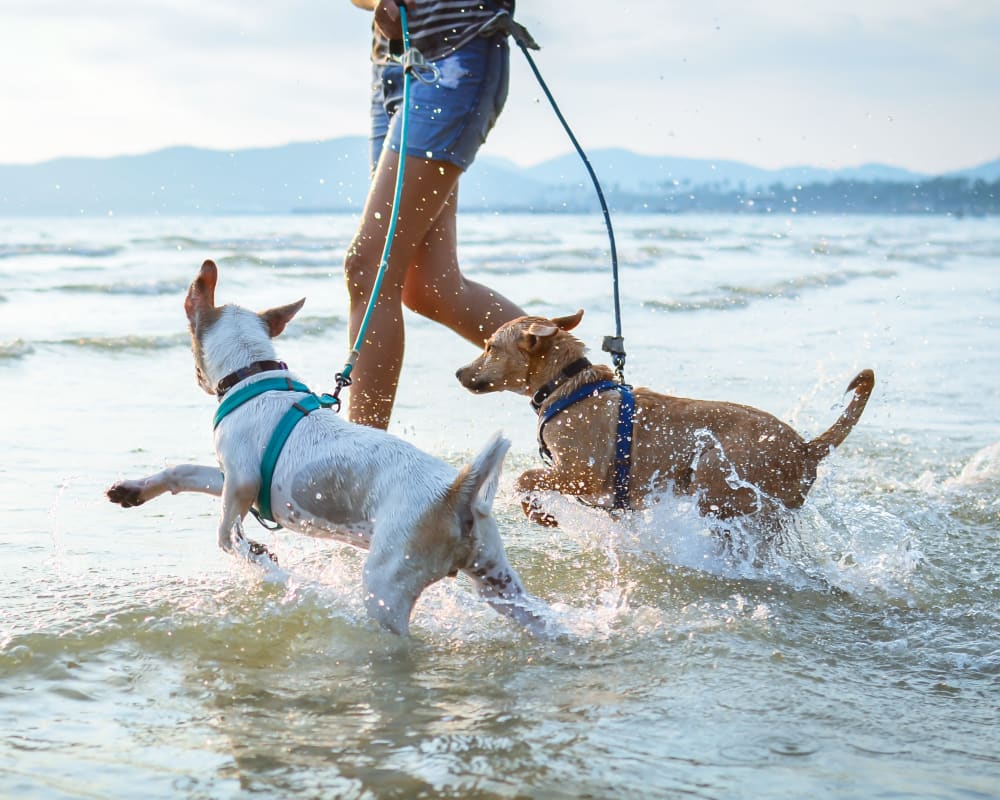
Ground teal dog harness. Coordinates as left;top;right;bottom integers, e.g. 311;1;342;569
213;369;336;523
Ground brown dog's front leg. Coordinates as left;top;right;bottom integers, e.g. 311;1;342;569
515;469;561;527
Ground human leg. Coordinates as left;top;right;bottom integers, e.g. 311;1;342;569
346;36;516;428
402;187;523;347
344;151;464;429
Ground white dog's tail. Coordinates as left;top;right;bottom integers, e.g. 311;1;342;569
465;431;511;515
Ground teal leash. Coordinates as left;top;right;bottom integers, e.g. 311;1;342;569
327;6;434;411
217;8;434;527
216;7;628;529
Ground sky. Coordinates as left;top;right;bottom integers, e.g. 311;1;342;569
2;1;999;174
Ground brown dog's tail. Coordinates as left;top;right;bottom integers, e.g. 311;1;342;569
806;369;875;462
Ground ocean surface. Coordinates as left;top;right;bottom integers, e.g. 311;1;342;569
0;211;997;799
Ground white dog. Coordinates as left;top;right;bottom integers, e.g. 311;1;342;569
107;260;550;637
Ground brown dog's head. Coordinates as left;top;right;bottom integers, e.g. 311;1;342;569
456;310;585;396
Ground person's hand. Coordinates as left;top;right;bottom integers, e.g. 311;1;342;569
374;0;414;40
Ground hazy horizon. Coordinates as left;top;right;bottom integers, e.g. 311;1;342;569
4;135;997;178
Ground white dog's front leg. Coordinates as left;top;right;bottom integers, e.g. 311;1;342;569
107;464;224;507
217;478;257;553
464;555;556;638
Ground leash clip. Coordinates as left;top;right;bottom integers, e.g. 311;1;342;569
322;371;352;414
602;335;627;383
400;48;440;85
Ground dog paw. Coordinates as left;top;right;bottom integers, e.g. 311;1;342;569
521;495;559;528
247;539;279;566
530;511;559;528
106;482;144;508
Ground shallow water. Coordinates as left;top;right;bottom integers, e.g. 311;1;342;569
1;212;997;798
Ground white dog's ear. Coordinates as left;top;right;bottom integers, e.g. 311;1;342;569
185;260;219;324
449;433;510;530
552;309;584;331
260;298;306;338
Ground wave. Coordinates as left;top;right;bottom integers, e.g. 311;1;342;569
0;243;123;260
630;226;730;242
0;339;34;360
131;235;337;253
912;442;1000;528
643;267;897;312
54;332;190;351
283;313;346;339
0;313;346;361
214;252;338;268
51;278;191;296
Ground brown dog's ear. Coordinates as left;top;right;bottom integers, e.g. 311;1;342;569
524;320;558;338
260;298;306;338
520;320;558;354
519;311;582;354
553;309;584;331
185;260;219;323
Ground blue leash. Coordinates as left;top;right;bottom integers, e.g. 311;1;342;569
488;11;627;382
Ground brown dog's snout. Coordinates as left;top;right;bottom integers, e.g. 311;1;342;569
456;361;492;393
456;364;479;390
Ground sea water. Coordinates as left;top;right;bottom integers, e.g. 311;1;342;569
0;212;997;799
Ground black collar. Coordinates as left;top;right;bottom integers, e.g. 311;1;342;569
216;360;288;399
530;357;592;412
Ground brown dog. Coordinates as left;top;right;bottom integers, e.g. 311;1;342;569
456;310;874;527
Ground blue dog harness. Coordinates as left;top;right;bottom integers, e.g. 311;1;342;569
534;367;635;512
213;367;337;524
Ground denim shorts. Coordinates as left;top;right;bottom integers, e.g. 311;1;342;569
369;35;509;173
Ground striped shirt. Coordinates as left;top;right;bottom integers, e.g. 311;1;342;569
372;0;516;63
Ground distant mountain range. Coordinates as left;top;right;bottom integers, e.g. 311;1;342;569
1;137;997;216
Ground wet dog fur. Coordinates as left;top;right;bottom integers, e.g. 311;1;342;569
107;260;551;637
456;310;874;527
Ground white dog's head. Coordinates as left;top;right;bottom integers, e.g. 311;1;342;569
184;259;304;394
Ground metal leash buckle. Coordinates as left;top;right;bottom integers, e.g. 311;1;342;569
319;372;352;414
400;48;440;85
602;335;627;383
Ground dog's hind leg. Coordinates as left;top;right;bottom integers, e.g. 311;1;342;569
107;464;224;508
